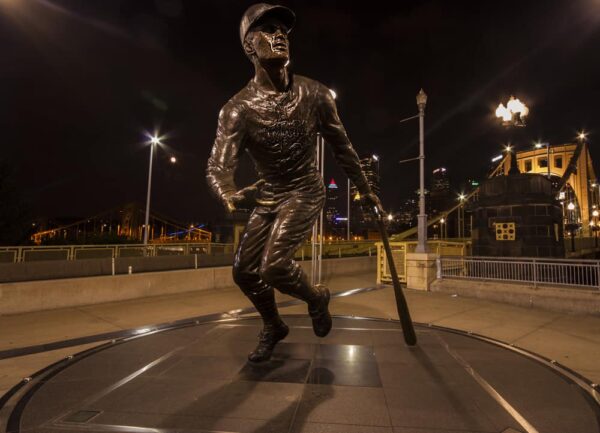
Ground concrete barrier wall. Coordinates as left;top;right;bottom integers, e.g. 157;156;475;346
0;254;235;283
0;256;376;315
431;278;600;315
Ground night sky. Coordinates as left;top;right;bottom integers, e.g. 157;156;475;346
2;0;599;224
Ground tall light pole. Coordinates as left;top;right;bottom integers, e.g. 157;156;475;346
593;209;599;248
415;89;428;253
458;194;466;238
534;141;551;179
347;178;351;241
144;134;161;245
440;216;446;239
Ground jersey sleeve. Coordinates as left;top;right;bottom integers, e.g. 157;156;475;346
206;102;246;206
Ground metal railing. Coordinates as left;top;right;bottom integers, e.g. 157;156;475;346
0;240;377;264
0;243;235;263
438;256;600;289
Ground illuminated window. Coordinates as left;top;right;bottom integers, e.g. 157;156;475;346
538;157;548;168
554;156;563;169
524;160;532;172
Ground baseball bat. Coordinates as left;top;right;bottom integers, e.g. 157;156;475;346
373;206;417;346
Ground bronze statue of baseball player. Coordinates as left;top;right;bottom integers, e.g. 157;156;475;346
207;3;382;362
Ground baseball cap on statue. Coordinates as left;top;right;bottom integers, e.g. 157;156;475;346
239;3;296;45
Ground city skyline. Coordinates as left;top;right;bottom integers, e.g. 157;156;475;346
2;0;599;224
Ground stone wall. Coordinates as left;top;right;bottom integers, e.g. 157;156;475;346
0;256;376;315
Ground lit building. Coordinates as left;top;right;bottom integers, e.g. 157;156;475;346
325;178;341;228
429;167;452;217
397;198;418;228
349;155;381;238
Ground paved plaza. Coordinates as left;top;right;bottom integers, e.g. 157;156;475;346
2;275;600;393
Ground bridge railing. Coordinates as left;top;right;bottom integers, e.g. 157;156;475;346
0;241;378;264
438;256;600;290
0;243;235;263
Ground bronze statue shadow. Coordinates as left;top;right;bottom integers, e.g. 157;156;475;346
159;347;336;433
252;366;336;433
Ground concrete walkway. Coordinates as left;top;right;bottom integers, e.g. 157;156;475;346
2;273;600;396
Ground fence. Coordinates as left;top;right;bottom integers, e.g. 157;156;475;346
0;240;378;283
376;240;471;284
0;241;377;264
438;256;600;289
0;243;234;263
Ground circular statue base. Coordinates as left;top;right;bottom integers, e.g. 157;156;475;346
2;316;599;433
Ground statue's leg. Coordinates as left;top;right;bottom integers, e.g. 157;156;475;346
259;194;332;337
233;210;288;362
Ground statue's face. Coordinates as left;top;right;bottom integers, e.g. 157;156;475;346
246;16;290;63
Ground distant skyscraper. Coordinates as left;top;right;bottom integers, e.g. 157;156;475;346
348;155;381;237
429;167;452;216
360;156;381;195
398;197;418;227
325;178;340;226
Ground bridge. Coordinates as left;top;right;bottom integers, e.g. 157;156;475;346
392;139;599;258
513;141;597;236
31;202;211;245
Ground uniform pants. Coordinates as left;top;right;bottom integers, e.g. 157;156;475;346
232;193;325;326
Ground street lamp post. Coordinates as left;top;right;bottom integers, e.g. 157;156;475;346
593;209;599;248
566;201;577;253
415;89;428;253
143;135;161;245
347;178;351;241
457;194;466;238
535;142;551;179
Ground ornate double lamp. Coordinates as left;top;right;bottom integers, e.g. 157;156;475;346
495;96;529;127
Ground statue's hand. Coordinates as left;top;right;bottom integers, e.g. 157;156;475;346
361;192;384;217
223;180;275;212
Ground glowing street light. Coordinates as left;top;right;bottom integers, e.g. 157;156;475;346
439;216;446;239
496;96;529;127
578;131;587;141
534;141;551;179
170;156;177;164
143;132;165;245
567;202;576;211
457;194;466;238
